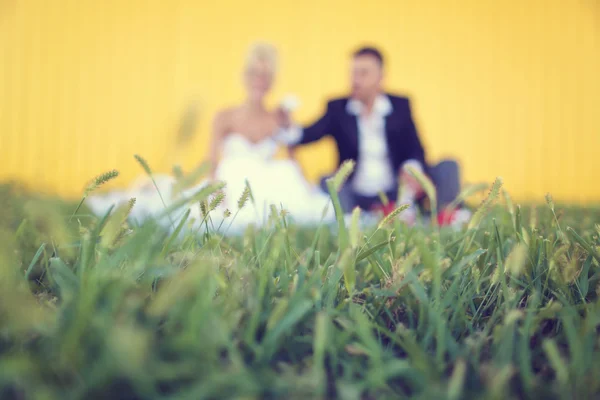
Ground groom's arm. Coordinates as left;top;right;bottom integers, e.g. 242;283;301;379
397;98;427;196
398;98;426;168
276;102;334;147
297;101;335;145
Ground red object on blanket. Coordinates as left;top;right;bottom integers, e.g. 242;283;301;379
372;201;398;217
437;209;456;226
372;201;459;226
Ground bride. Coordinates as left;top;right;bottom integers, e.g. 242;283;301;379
206;42;334;228
87;43;335;232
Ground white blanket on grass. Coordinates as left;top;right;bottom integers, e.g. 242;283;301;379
87;134;340;235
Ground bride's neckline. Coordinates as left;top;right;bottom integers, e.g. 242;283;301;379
225;132;275;146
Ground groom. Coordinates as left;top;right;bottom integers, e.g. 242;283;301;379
276;46;462;219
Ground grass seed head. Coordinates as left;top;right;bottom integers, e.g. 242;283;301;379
237;186;251;209
244;179;255;205
545;193;555;211
468;177;503;230
200;200;208;218
378;204;410;229
134;154;152;176
506;243;528;277
329;159;355;192
209;190;226;211
127;197;136;211
85;169;119;194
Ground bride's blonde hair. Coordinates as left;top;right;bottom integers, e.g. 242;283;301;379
245;42;278;77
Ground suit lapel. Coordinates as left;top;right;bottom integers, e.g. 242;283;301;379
343;114;359;154
384;111;396;148
341;99;360;157
383;96;398;151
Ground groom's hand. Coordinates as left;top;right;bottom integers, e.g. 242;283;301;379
400;169;425;197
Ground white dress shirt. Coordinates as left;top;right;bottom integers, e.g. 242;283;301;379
346;95;396;196
276;94;423;197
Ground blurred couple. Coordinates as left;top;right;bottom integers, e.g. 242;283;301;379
210;42;469;225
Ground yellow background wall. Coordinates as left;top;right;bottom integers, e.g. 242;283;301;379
1;0;599;203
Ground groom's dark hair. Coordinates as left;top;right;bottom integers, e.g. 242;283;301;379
353;46;384;66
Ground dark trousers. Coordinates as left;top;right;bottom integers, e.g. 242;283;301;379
320;159;462;214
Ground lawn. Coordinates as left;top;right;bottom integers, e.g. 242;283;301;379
0;164;599;400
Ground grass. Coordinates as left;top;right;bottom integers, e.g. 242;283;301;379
0;165;599;400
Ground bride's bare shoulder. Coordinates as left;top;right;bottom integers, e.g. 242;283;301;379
214;106;236;122
213;106;240;131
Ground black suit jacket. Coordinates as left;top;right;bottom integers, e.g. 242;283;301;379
295;93;426;180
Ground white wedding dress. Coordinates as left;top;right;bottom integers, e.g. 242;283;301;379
87;133;336;234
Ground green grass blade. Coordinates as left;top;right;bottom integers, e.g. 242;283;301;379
356;239;393;263
326;177;350;254
338;248;356;295
261;299;314;360
567;226;600;263
25;243;46;279
447;359;467;400
49;257;79;298
160;208;191;257
312;312;330;396
405;165;437;226
443;248;486;279
578;255;593;297
542;339;569;385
